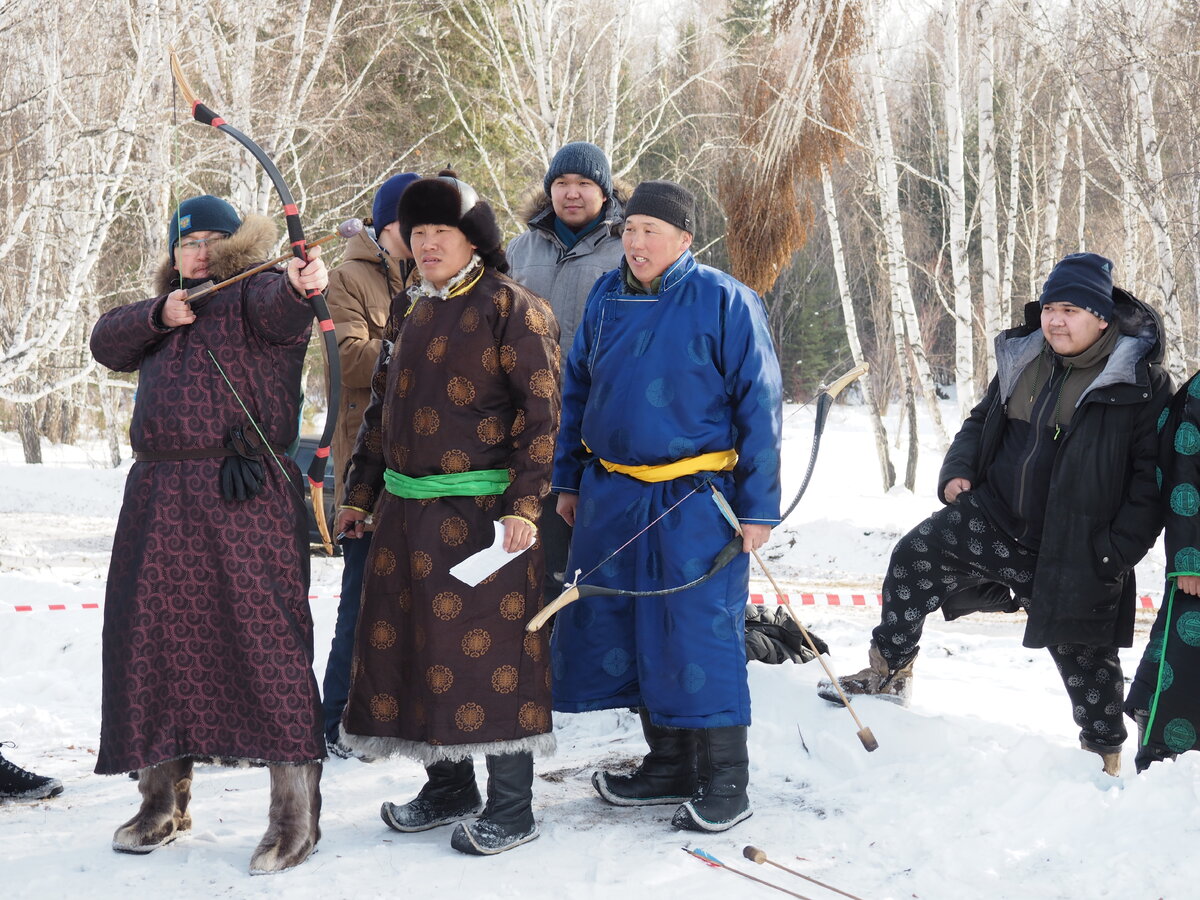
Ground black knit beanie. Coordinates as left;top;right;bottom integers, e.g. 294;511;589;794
397;170;508;274
625;180;696;234
1039;252;1115;321
543;141;613;198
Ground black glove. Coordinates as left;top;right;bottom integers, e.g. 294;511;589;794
219;423;266;502
743;605;829;665
220;454;265;501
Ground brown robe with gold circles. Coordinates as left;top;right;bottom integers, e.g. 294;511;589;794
339;260;561;763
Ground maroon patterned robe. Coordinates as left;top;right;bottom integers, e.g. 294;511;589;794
90;216;324;773
340;261;560;763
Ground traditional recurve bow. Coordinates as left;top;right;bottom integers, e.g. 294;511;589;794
168;49;340;555
526;362;871;632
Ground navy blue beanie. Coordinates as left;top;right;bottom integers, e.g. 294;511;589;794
167;195;241;252
543;141;613;198
372;172;421;232
1039;252;1115;321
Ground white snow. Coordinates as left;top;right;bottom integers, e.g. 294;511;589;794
1;399;1194;900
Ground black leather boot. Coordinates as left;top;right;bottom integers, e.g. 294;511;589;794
671;725;751;833
450;752;538;855
592;708;697;806
1133;710;1178;773
382;757;481;832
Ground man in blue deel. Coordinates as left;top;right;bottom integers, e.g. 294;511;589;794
550;180;782;833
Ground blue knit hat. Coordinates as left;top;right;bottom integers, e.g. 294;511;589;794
372;172;421;233
1039;252;1115;321
543;141;612;198
167;195;241;252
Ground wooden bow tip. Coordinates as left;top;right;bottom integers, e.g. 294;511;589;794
167;47;200;107
526;584;582;632
310;482;334;556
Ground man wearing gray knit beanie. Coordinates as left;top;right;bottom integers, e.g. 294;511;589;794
550;177;783;835
508;142;628;610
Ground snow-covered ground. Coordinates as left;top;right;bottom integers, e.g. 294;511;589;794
1;398;1194;900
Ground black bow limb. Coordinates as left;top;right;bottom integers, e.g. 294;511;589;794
525;535;743;633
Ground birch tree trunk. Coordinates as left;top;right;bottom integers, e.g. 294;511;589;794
863;1;950;453
1040;106;1072;274
821;163;895;491
1075;117;1087;250
975;0;1000;377
999;0;1031;325
940;0;975;419
1119;28;1182;380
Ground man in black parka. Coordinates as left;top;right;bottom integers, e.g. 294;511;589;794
817;253;1172;775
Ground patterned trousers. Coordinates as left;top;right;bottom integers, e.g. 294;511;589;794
873;493;1127;750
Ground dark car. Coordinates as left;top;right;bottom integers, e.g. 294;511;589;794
292;436;340;555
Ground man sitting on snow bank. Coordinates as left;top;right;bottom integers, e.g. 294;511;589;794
818;252;1172;777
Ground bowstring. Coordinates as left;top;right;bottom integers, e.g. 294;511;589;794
565;473;718;590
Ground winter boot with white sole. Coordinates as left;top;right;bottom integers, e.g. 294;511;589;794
672;725;751;833
450;752;538;855
0;746;63;801
112;758;193;853
249;762;322;875
817;643;916;706
592;707;697;807
381;757;482;832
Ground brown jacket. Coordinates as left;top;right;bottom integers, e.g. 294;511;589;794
328;227;410;509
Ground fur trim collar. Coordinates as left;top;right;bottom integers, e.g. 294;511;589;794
153;213;280;294
407;254;484;301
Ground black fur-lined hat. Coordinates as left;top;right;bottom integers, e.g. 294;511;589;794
397;170;508;273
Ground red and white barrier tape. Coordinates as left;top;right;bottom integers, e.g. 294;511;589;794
749;593;1161;610
6;593;1163;611
8;603;102;613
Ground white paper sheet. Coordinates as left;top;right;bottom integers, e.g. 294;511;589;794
448;520;527;587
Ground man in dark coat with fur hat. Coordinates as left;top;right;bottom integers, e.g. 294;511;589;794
337;172;559;856
817;252;1173;777
90;194;329;874
507;141;627;604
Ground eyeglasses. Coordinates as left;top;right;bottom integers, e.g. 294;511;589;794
178;236;226;253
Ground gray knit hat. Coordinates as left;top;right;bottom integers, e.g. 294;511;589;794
625;180;696;234
543;141;613;198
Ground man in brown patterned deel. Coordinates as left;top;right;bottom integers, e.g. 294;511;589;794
90;194;330;874
336;172;560;855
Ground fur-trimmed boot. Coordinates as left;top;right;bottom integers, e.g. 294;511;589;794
112;758;193;854
1132;710;1177;774
249;762;322;875
381;757;482;832
449;752;538;855
671;725;752;833
817;643;915;706
592;707;697;807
